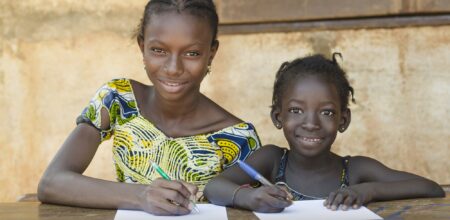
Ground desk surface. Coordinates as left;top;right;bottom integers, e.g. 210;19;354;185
1;194;449;220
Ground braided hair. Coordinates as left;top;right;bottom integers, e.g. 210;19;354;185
271;53;355;112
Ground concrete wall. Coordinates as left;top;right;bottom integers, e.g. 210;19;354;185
1;0;449;202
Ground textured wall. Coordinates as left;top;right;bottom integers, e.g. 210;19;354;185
1;1;449;202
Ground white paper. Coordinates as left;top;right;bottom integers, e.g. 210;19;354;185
254;200;382;220
114;204;228;220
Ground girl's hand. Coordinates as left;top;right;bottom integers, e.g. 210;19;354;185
241;185;293;213
323;183;374;211
138;178;198;216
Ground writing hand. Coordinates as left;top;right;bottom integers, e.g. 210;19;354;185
241;185;292;213
138;178;198;215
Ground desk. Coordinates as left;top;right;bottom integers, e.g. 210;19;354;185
1;193;449;220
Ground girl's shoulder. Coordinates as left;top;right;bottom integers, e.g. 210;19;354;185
347;155;391;183
259;144;286;155
245;144;285;163
348;155;384;167
96;78;142;104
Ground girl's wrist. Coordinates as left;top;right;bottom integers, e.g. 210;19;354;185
231;185;252;208
129;184;151;210
357;182;377;203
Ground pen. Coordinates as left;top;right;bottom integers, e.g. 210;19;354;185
237;160;293;201
236;160;273;186
151;162;200;213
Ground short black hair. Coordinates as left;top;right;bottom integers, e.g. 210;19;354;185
271;53;355;112
136;0;219;45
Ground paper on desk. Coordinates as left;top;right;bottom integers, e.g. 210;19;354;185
114;204;228;220
254;200;382;220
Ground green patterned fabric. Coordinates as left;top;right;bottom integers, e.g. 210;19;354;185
77;78;261;196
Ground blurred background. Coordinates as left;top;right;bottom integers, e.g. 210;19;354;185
0;0;449;202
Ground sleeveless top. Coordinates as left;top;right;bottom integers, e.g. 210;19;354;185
76;78;261;196
274;150;350;200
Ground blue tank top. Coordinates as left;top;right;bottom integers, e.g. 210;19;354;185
274;150;350;200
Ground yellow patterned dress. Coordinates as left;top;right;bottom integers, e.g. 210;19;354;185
76;78;261;197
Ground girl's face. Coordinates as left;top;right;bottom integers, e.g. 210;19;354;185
272;75;350;157
139;12;218;101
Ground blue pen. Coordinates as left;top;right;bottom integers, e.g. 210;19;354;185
237;160;274;186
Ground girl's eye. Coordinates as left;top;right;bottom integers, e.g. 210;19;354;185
151;48;166;55
288;107;303;114
185;51;200;57
321;110;335;116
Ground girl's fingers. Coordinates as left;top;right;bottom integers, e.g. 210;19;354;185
263;194;292;209
342;195;355;210
267;186;291;201
153;179;192;201
161;188;192;210
277;185;294;200
153;197;191;216
325;191;337;208
180;181;198;195
179;181;198;201
353;196;363;209
331;192;345;210
255;187;292;209
143;194;191;216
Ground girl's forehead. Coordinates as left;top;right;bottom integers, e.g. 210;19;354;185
144;11;213;42
283;75;340;103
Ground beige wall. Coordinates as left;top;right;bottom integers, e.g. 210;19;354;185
1;1;449;202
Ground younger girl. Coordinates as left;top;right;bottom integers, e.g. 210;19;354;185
204;53;444;213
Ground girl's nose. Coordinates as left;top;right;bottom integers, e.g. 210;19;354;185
164;54;183;76
301;112;320;131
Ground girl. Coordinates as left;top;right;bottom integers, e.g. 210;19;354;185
37;0;260;216
204;53;444;213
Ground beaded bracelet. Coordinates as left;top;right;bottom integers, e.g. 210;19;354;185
231;184;251;207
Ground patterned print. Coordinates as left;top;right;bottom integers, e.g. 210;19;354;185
77;78;261;196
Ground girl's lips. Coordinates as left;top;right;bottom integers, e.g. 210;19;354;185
158;79;188;93
159;80;187;86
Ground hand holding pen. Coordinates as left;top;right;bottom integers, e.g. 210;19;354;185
151;162;200;213
235;160;293;213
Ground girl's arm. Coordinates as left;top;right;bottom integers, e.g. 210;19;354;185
324;156;445;210
38;124;196;215
204;145;292;212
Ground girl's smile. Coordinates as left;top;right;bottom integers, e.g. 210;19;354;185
298;136;324;143
157;79;189;94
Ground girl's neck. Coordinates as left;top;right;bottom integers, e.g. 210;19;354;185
287;150;337;172
150;90;203;120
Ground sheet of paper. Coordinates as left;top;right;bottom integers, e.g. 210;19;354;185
114;204;228;220
254;200;382;220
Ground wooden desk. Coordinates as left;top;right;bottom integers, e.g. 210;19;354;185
1;194;449;220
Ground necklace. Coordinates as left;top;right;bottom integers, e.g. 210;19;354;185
275;181;326;200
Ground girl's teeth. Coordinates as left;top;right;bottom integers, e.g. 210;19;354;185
165;82;181;86
302;137;321;142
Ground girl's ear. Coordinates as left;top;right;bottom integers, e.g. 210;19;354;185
271;107;282;129
338;108;351;133
208;40;219;64
138;37;145;54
